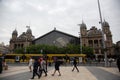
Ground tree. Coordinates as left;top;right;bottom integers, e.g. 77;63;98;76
82;46;94;57
14;44;94;56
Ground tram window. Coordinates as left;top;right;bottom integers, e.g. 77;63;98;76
15;56;20;62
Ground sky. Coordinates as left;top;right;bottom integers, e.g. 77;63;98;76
0;0;120;45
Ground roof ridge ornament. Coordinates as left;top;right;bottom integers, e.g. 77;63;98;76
54;27;56;30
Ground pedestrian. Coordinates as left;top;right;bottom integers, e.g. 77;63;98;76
39;58;47;77
3;60;8;70
38;57;42;77
72;57;79;72
116;56;120;72
30;58;40;79
0;58;3;74
52;58;61;76
28;57;33;72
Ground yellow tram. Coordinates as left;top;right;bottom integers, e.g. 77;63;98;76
0;53;86;63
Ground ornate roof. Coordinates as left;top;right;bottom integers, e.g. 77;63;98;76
87;26;102;37
18;32;26;40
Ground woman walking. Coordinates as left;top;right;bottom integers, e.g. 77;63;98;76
28;57;33;72
39;58;47;77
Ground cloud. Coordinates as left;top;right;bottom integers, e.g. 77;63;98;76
0;0;120;45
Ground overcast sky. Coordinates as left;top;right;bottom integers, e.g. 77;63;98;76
0;0;120;45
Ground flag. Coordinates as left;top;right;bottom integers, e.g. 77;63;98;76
26;26;30;29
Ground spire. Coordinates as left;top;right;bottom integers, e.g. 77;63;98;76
54;27;56;30
102;19;109;27
26;25;32;34
80;20;86;29
82;19;84;24
12;28;18;35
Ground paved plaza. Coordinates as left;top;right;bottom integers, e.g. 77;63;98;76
0;64;120;80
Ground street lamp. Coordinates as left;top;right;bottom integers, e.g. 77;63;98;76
24;26;29;54
97;0;108;67
22;36;27;62
23;26;29;62
24;35;27;53
78;24;83;64
80;33;82;54
78;24;82;54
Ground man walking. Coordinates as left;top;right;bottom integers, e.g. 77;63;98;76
72;57;79;72
117;56;120;72
0;58;3;74
31;58;40;79
52;58;62;76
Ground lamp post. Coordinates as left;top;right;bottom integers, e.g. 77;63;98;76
24;34;27;53
80;33;82;54
78;24;83;64
23;26;29;62
78;24;82;54
24;26;29;54
23;36;27;62
97;0;108;67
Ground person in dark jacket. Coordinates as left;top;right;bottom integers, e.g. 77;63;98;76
52;58;61;76
0;58;3;74
72;57;79;72
117;56;120;72
31;58;40;79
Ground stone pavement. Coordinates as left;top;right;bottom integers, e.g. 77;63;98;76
0;65;120;80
